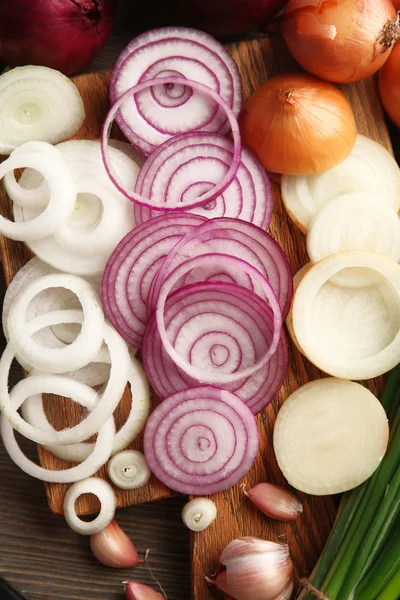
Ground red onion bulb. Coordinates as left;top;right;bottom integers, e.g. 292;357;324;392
0;0;117;76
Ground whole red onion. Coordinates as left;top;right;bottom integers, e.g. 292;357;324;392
0;0;117;76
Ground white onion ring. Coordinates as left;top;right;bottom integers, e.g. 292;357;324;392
0;376;115;483
63;478;116;535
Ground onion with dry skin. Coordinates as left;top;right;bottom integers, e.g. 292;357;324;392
281;0;400;83
379;41;400;128
239;73;357;175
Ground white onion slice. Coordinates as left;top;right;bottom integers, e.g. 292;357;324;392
273;378;389;495
282;135;400;232
7;274;104;374
292;251;400;379
285;263;311;355
0;376;115;482
108;450;151;490
22;355;150;463
0;315;130;446
63;478;116;535
0;65;85;155
307;193;400;287
0;144;76;241
182;498;217;531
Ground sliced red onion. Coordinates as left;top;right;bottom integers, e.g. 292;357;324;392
149;217;293;319
143;386;259;495
143;283;288;414
155;258;282;385
133;133;273;228
101;77;241;210
110;27;242;155
101;213;206;347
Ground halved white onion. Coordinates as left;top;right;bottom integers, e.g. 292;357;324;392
0;143;76;241
63;478;116;535
307;193;400;288
108;450;151;490
273;378;389;495
282;135;400;232
292;251;400;379
7;274;104;374
0;66;85;155
0;375;115;483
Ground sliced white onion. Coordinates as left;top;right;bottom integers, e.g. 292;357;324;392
281;135;400;232
12;140;140;275
0;65;85;155
292;251;400;379
273;378;389;495
108;450;151;490
22;355;150;463
63;478;116;535
307;193;400;287
0;144;76;241
0;315;130;445
285;264;311;355
7;274;104;373
181;498;217;532
0;376;115;483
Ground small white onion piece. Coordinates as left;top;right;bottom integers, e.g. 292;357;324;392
0;376;115;483
0;143;76;241
273;378;389;495
108;450;151;490
0;66;85;155
22;355;150;463
0;315;130;446
63;478;116;535
307;193;400;288
292;251;400;379
182;498;217;532
7;273;104;373
281;135;400;232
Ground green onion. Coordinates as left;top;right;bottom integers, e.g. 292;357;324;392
375;568;400;600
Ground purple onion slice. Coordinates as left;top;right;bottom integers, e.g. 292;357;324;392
143;386;259;495
102;77;242;210
101;213;206;348
143;283;288;414
134;133;273;229
155;257;282;385
110;27;242;155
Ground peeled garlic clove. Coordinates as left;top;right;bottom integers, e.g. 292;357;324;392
245;483;303;521
125;581;165;600
182;498;217;531
90;520;140;568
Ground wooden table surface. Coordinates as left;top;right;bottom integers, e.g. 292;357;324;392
1;2;400;600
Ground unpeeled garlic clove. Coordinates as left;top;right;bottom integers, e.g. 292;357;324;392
90;520;140;568
125;581;165;600
244;483;303;522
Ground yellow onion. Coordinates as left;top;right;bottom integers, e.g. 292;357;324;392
239;73;356;175
281;0;400;83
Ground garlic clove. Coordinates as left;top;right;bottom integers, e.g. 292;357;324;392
125;581;165;600
245;483;303;522
206;573;236;600
90;520;140;568
272;582;294;600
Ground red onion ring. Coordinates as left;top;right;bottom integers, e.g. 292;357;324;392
148;217;293;318
155;254;282;385
133;133;273;228
101;213;206;348
143;386;259;495
109;27;242;155
143;283;288;414
101;77;242;210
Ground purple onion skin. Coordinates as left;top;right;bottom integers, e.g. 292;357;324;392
0;0;117;75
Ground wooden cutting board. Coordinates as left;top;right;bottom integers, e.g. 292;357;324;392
0;35;390;600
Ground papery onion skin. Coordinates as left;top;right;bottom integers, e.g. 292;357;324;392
0;0;117;76
281;0;399;83
239;73;357;175
379;41;400;128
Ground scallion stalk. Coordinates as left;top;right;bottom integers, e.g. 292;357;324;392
375;568;400;600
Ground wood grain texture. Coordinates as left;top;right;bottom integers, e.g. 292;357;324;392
0;70;174;516
190;36;388;600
